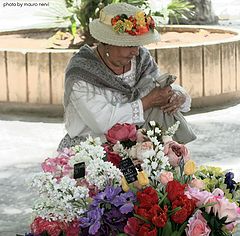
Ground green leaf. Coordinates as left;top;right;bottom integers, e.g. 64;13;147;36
158;192;168;205
133;214;151;224
178;221;188;235
168;206;181;216
161;220;173;235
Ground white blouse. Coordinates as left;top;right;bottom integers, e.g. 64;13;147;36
65;58;191;139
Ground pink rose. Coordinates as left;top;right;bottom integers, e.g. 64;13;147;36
185;187;212;207
225;222;236;232
185;210;211;236
163;141;190;167
159;171;174;186
212;197;240;223
105;123;137;144
212;188;224;198
189;178;205;190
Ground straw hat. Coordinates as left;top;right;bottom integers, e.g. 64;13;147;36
89;3;160;46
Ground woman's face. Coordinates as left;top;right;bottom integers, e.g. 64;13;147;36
107;45;139;67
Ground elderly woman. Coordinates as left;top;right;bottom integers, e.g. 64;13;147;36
58;2;196;150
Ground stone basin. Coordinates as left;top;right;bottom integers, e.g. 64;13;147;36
0;25;239;115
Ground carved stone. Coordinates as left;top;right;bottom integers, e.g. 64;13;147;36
173;0;219;25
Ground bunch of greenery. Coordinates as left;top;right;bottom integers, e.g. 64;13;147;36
195;166;240;205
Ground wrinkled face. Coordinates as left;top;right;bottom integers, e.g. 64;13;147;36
107;45;140;67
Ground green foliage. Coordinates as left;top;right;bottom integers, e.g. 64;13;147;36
195;165;240;205
166;0;194;24
152;0;194;25
202;210;231;236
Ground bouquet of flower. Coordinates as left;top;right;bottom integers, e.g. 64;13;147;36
24;121;240;236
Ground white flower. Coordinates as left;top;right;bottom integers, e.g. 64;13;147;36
69;136;106;167
31;173;89;222
162;135;173;144
86;159;122;190
155;127;161;134
151;161;158;169
150;136;159;146
141;149;156;160
164;121;180;136
149;121;156;127
147;130;154;137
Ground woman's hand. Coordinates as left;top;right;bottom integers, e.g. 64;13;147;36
161;90;186;114
141;86;173;111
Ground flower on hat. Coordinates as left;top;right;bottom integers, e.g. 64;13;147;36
111;12;155;36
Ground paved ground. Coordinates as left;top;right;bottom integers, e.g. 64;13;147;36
0;102;240;235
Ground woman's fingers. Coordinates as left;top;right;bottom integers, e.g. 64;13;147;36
161;91;185;114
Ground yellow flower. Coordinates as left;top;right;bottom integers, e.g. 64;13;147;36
184;160;196;175
135;11;146;27
113;20;125;33
137;171;149;186
121;177;130;192
124;19;133;31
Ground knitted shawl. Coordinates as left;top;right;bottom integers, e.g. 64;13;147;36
63;44;196;144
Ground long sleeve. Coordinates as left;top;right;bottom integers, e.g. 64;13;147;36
67;81;144;137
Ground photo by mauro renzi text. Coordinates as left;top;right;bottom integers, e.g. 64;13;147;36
2;1;49;7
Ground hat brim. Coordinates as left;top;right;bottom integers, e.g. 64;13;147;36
89;19;160;46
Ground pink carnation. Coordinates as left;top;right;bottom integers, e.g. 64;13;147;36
41;155;72;180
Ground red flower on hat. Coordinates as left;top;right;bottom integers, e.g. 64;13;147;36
111;12;156;36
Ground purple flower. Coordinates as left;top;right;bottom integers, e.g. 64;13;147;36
112;191;136;214
80;208;104;235
225;172;236;193
80;186;136;235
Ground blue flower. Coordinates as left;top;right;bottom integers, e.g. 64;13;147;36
225;172;236;193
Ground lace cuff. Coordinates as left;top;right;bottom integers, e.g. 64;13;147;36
131;100;144;124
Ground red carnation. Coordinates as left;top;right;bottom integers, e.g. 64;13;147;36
139;223;158;236
137;186;159;207
124;217;157;236
151;205;168;228
103;144;122;167
135;26;149;35
166;180;187;202
171;195;196;224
